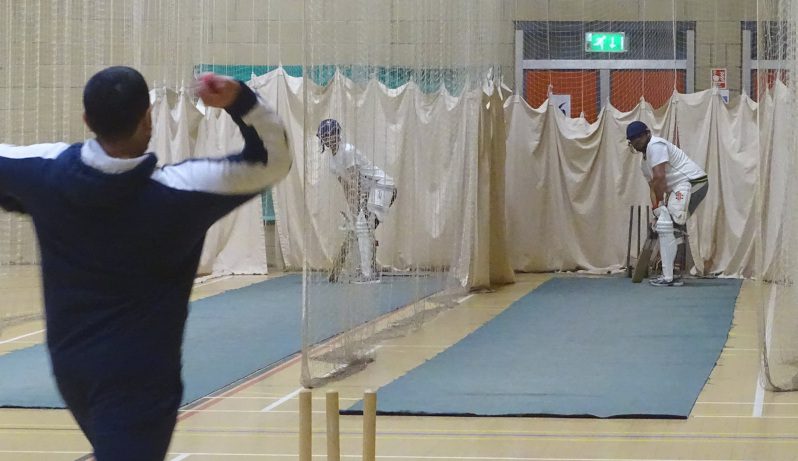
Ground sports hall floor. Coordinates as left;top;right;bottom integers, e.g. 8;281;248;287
0;268;796;461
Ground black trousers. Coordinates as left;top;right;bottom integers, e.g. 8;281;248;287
57;373;182;461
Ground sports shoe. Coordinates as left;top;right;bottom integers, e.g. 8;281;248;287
649;275;684;287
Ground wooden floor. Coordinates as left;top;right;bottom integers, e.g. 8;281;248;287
0;269;796;461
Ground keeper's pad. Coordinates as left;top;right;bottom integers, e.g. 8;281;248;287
655;205;678;281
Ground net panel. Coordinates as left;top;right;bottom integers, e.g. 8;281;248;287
0;1;508;385
519;17;684;121
757;0;798;391
5;0;798;399
0;0;199;336
516;1;757;121
514;0;798;392
0;212;40;331
299;0;505;387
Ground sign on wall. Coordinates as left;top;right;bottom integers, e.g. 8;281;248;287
550;94;571;117
711;68;727;89
585;32;627;53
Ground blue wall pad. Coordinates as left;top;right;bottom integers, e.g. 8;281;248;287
345;277;741;419
0;274;445;409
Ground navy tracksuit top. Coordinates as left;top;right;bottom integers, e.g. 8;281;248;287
0;82;292;384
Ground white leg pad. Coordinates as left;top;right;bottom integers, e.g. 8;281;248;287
655;205;677;281
355;212;374;278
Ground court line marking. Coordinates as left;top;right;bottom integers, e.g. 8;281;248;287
457;294;475;303
694;414;798;419
170;430;798;443
753;370;766;417
0;329;44;345
177;407;798;416
156;456;793;461
178;354;301;421
0;452;762;460
696;401;798;405
169;454;191;461
754;284;778;417
6;425;798;441
261;388;301;412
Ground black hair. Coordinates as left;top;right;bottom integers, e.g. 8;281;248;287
83;66;150;142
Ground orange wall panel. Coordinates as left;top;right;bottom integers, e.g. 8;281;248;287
524;70;600;123
610;70;686;112
752;69;789;101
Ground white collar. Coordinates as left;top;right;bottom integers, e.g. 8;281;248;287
80;139;149;174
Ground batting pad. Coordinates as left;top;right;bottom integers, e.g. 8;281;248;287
345;277;741;419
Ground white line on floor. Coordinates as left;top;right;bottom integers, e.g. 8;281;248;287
0;453;740;461
457;294;475;304
122;454;774;461
0;329;45;345
169;454;191;461
694;414;798;419
696;400;773;405
753;370;766;417
261;387;301;412
753;285;778;417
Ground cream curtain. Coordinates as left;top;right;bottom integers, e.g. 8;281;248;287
263;70;486;288
148;87;268;276
469;87;515;289
148;67;778;283
759;81;793;280
504;88;761;277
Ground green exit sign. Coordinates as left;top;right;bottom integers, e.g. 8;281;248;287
585;32;627;53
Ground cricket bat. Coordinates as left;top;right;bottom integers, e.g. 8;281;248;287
632;234;658;283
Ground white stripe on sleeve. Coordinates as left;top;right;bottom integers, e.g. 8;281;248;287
0;143;70;160
151;158;276;194
151;98;291;195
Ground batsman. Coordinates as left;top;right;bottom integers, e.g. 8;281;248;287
317;119;397;283
627;121;709;286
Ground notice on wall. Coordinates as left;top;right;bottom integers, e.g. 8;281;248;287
550;94;571;117
711;68;727;89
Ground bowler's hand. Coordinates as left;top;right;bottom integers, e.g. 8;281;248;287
195;73;241;108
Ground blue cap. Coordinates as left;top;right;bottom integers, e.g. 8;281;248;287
626;121;649;140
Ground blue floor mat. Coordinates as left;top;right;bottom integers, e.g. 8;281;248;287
345;277;741;419
0;274;445;409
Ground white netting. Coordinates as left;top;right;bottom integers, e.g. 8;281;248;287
508;1;758;276
4;0;798;396
517;1;759;121
0;1;511;384
298;0;506;386
757;0;798;391
511;0;798;391
0;211;40;328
